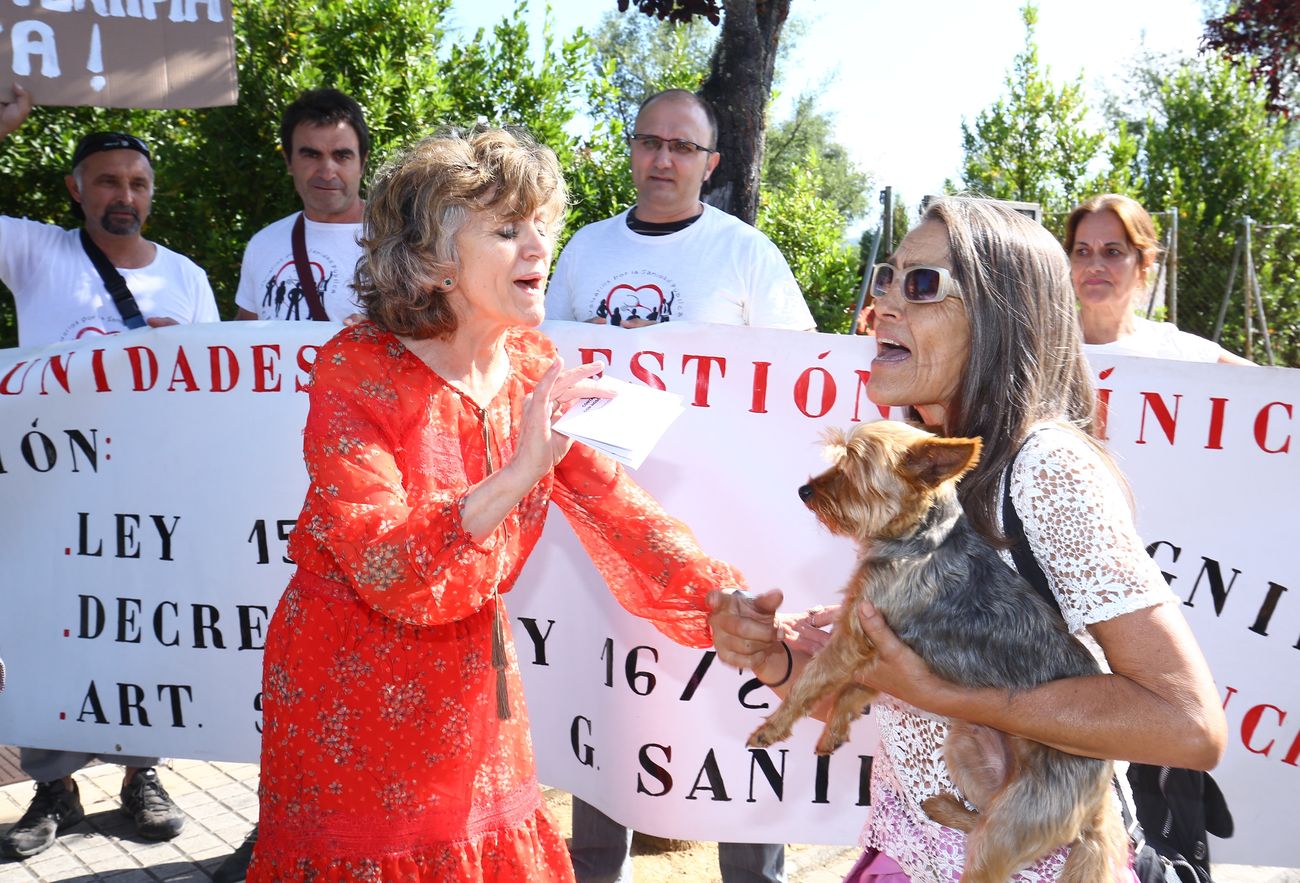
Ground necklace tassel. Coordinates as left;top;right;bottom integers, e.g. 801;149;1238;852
492;594;510;720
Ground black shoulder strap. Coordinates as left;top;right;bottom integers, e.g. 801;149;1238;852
1001;436;1059;616
291;212;330;321
79;229;146;329
1002;434;1150;853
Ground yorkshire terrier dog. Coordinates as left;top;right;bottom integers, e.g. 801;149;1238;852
749;420;1127;882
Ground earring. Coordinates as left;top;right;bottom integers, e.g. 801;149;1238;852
442;277;454;289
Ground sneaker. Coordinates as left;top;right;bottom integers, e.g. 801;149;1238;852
212;824;258;883
1;778;85;859
119;767;184;840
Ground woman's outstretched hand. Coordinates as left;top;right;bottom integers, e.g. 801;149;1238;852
0;84;32;140
707;588;790;684
783;604;837;657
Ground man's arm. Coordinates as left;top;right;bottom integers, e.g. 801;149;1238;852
747;235;816;331
0;84;32;142
544;234;586;321
232;235;265;320
0;85;35;283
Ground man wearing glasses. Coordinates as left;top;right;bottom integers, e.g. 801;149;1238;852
549;88;805;883
545;88;812;333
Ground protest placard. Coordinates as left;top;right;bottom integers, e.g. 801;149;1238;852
0;0;236;108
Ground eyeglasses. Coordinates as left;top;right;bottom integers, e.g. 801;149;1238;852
628;133;715;157
869;263;962;304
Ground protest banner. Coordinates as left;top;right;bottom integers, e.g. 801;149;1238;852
0;0;236;108
0;321;1296;865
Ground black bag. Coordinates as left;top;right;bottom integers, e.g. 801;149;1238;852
1000;448;1233;883
1128;763;1234;883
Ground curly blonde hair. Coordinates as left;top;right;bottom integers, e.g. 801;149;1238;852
357;126;567;338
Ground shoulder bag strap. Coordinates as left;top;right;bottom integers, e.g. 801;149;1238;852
1001;434;1151;855
291;212;330;322
1000;436;1056;613
78;229;146;329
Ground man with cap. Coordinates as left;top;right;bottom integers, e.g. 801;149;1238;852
0;85;218;349
0;83;209;860
233;87;368;324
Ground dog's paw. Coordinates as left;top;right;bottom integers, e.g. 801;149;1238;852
921;793;978;832
747;724;786;748
814;731;846;756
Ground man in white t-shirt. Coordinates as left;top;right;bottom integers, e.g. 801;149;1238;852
0;83;212;861
546;89;813;334
0;86;218;350
548;88;809;883
234;89;368;324
218;89;372;883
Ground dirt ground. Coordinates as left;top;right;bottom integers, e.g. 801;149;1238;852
543;788;861;883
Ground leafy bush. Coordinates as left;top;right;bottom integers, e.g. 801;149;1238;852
758;151;862;333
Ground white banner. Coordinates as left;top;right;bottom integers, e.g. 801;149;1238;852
0;322;1296;866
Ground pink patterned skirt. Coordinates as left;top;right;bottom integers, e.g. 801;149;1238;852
843;849;910;882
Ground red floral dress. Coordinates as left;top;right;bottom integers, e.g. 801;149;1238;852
247;323;742;883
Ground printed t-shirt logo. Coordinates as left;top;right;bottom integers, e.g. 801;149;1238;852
263;257;334;320
597;282;676;325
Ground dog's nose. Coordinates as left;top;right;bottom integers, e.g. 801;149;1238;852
798;484;813;502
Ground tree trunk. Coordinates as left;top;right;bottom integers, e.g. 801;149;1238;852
699;0;791;225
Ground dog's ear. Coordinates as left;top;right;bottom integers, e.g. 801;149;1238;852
901;437;982;488
820;427;849;464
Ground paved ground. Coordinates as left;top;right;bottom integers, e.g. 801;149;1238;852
0;758;256;883
0;751;1294;882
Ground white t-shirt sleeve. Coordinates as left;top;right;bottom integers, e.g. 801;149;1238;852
744;235;815;331
234;238;260;314
1157;323;1223;362
0;217;60;308
545;235;581;320
191;269;220;324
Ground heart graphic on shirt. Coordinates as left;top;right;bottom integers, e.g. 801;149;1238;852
605;283;665;313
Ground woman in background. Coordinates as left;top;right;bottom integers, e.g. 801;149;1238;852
1064;193;1252;364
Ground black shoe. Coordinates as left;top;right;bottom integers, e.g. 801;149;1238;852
1;778;85;859
120;768;184;840
212;824;258;883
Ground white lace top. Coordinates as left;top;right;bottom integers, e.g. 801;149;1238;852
860;425;1175;881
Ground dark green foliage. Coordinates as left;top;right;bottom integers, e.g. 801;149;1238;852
589;11;713;130
617;0;722;25
764;93;871;223
758;151;860;333
1132;52;1300;364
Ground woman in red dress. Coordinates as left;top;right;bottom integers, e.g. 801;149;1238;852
245;128;743;882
